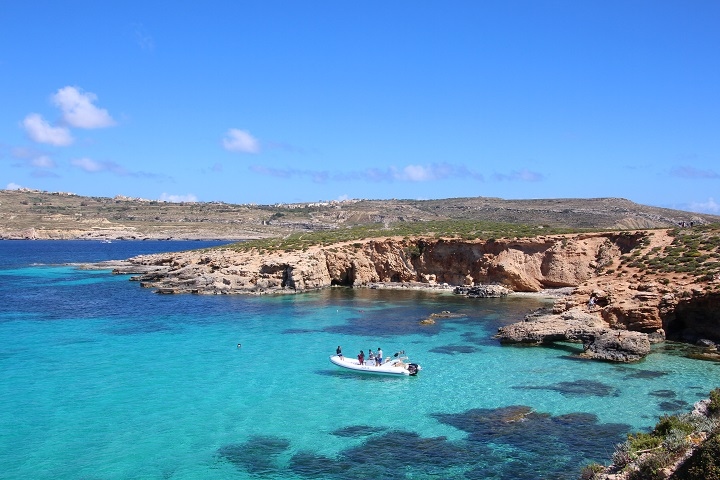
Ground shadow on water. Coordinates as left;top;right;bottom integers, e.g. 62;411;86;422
314;369;418;383
322;307;443;337
217;405;630;480
429;344;480;355
331;425;387;437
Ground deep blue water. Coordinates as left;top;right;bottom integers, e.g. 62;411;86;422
1;240;718;479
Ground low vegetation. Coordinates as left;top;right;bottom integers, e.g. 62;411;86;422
618;224;720;287
217;220;585;253
582;388;720;480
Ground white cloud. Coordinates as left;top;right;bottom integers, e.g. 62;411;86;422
397;165;434;181
6;182;23;190
223;128;260;153
689;197;720;214
22;113;74;146
160;193;198;203
52;86;115;129
671;166;720;179
71;157;104;172
493;169;544;182
31;155;56;168
71;157;126;175
391;163;475;182
132;23;155;51
249;162;485;183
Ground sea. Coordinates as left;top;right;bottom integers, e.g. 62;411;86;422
1;240;719;480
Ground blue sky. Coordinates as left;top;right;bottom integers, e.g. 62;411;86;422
1;1;719;213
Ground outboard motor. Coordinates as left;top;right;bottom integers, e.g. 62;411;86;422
408;363;419;376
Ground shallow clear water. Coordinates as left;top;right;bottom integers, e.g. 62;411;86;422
1;241;718;479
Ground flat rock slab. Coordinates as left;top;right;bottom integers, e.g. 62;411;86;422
495;309;650;362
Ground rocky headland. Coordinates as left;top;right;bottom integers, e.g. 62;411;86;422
7;189;719;361
106;227;720;364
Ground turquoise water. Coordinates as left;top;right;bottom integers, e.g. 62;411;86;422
1;241;719;479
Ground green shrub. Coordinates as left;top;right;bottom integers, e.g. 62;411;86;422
628;431;663;452
709;388;720;415
629;449;674;480
580;462;605;479
672;431;720;480
654;415;696;437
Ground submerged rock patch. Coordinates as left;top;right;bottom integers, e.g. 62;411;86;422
649;389;677;398
219;406;630;479
513;379;620;397
659;399;689;412
615;366;668;379
432;406;629;479
217;435;290;475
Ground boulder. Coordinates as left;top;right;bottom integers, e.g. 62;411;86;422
580;331;651;362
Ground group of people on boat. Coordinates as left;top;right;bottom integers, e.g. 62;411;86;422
336;345;385;366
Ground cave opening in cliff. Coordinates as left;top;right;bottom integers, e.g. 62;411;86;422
665;296;720;343
331;267;355;287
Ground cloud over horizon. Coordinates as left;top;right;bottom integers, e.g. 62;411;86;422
689;197;719;214
249;162;490;183
71;157;126;174
671;166;720;179
159;192;198;203
492;169;544;182
223;129;260;153
52;86;116;129
21;113;74;146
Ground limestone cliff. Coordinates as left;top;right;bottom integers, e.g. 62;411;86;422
127;233;632;295
121;229;720;348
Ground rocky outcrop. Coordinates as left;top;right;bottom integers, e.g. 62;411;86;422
124;232;640;295
495;309;651;362
453;284;511;297
111;229;720;361
582;331;652;363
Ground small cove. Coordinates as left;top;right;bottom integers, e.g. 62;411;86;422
1;240;718;479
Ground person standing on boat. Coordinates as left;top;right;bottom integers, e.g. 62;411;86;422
336;346;343;359
358;350;365;365
368;349;375;365
376;347;383;365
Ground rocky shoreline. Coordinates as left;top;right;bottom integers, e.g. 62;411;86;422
73;226;720;369
83;229;720;364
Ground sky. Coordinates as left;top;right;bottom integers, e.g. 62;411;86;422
1;1;719;213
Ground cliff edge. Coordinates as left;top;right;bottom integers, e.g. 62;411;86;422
115;227;720;361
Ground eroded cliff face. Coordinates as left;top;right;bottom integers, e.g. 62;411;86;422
128;233;633;295
122;230;720;343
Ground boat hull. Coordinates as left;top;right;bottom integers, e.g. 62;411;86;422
329;355;420;376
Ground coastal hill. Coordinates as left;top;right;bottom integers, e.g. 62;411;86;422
1;189;717;240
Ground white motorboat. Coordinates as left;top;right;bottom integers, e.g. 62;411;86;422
329;352;421;376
